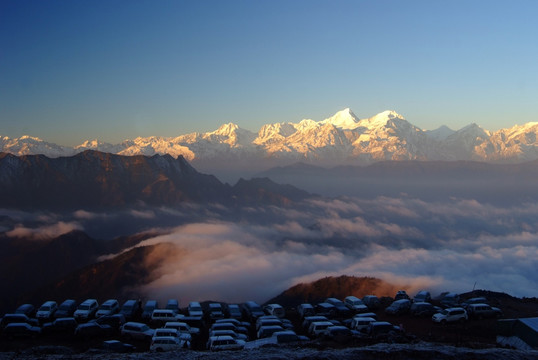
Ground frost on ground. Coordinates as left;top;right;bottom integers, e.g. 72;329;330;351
1;343;537;360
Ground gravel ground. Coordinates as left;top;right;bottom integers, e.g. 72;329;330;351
1;343;537;360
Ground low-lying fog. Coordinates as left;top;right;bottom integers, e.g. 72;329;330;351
3;195;538;303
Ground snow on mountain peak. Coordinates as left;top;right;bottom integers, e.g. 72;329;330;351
358;110;405;129
211;122;240;136
320;108;360;129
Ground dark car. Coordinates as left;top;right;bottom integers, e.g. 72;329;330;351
467;304;503;319
394;290;410;300
102;339;136;353
410;302;440;317
385;299;411;316
325;298;352;317
322;325;356;344
55;299;77;318
0;313;39;329
15;304;36;318
241;301;264;322
141;300;159;322
367;321;401;339
75;322;114;339
120;299;141;321
315;303;336;317
440;293;460;308
3;323;41;339
93;314;126;332
42;317;78;336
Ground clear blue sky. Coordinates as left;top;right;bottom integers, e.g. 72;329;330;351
1;0;537;146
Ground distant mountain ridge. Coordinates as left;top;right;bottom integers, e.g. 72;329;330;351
0;150;311;210
3;109;538;170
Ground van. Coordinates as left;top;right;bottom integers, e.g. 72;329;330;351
351;316;376;332
308;321;333;337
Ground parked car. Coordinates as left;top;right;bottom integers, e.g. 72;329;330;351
440;293;460;308
461;297;488;309
1;313;39;329
302;315;328;331
263;303;285;318
256;316;282;331
93;313;126;332
2;322;41;339
351;316;377;332
325;298;352;317
315;302;336;317
164;321;200;336
467;303;502;319
208;335;245;351
54;300;77;318
142;300;159;322
322;325;357;343
367;321;401;338
413;290;432;303
215;318;250;334
257;324;284;339
385;299;411;315
344;296;368;313
297;303;315;318
410;302;441;317
188;301;203;317
395;290;410;300
36;301;58;322
74;299;99;321
165;299;180;315
75;322;113;339
362;295;381;310
42;317;78;335
150;336;184;352
15;304;36;318
241;301;264;322
157;326;192;346
244;330;308;349
119;299;141;321
151;309;184;325
225;304;242;319
308;321;334;337
96;299;119;317
101;340;136;353
207;303;224;320
121;322;155;342
432;307;468;324
209;329;248;342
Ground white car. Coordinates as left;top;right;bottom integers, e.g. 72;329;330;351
308;321;334;337
208;335;245;351
351;316;376;332
150;336;183;352
263;304;285;318
164;321;200;336
432;307;468;324
344;296;368;313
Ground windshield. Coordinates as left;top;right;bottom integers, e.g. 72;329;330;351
39;306;51;311
79;305;90;310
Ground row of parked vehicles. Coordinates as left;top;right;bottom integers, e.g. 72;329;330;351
0;290;504;352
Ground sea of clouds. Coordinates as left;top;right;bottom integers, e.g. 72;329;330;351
2;195;538;303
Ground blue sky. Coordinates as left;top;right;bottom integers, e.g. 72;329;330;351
1;0;537;146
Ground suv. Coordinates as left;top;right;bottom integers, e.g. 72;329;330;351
344;296;368;313
55;300;77;318
151;309;184;325
74;299;99;321
432;307;468;324
440;293;460;308
165;299;180;315
208;335;245;351
297;303;315;318
36;301;58;321
263;304;285;318
150;336;183;352
188;302;203;317
385;299;411;316
413;290;431;303
467;304;502;319
120;299;141;320
96;299;120;317
410;302;440;317
241;301;264;322
121;322;155;341
207;303;224;320
362;295;381;310
142;300;159;322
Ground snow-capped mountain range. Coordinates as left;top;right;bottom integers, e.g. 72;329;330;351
3;109;538;168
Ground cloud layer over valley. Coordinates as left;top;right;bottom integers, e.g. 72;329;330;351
2;195;538;303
